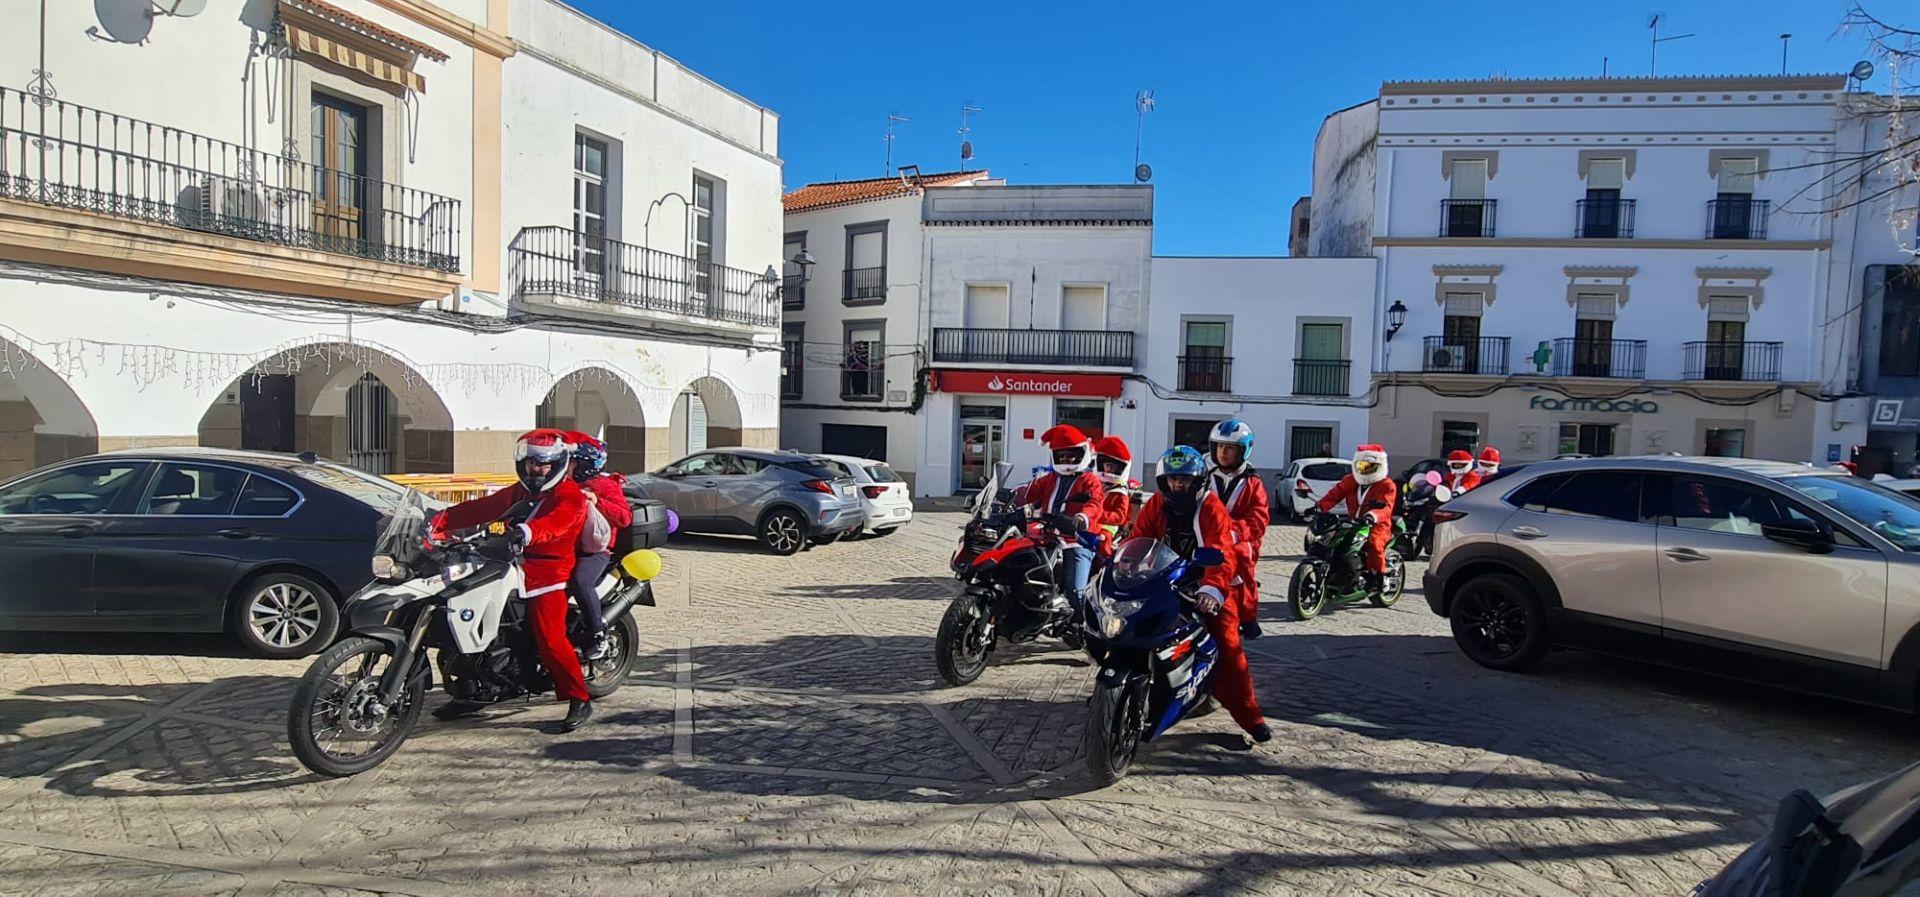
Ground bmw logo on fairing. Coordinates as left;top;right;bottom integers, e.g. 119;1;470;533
459;609;475;622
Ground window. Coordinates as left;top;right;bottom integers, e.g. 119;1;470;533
1055;399;1106;438
821;423;889;461
781;323;804;399
865;464;900;483
1558;422;1617;457
1062;285;1108;330
843;323;883;399
1288;425;1335;463
1703;427;1747;458
574;133;611;277
965;284;1010;329
1573;298;1616;377
138;463;247;516
1716;157;1759;195
311;93;369;244
782;232;807;309
1440;293;1486;372
1713;157;1760;239
1173;418;1216;453
1445;159;1490;237
1882;274;1920;377
1301;462;1349;480
1295;322;1347;397
1449;159;1487;199
844;222;886;302
233;475;300;516
1181;320;1229;391
725;454;765;475
1521;470;1640;522
1658;475;1804;536
0;462;148;515
1582;158;1626;238
672;454;724;476
1704;315;1747;380
690;174;717;297
1440;420;1480;454
1503;474;1568;510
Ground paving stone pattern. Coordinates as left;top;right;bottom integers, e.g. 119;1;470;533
0;511;1914;895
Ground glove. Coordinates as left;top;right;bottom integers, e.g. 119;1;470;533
1191;589;1223;616
506;523;530;550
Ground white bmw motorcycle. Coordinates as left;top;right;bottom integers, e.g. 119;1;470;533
287;490;657;777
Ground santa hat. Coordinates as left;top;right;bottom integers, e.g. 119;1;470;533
1477;446;1501;471
1352;444;1389;486
1447;449;1473;470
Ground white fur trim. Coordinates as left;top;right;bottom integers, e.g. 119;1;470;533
524;582;567;597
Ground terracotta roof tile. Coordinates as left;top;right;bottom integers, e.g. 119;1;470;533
784;170;987;214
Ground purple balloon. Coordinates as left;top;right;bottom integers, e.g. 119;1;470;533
665;508;680;534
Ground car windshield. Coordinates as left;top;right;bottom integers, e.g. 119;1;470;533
1110;537;1181;589
1781;475;1920;551
865;464;900;483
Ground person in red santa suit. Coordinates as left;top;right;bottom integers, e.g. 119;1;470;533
1444;449;1483;494
564;431;633;662
1476;446;1502;479
432;429;596;731
1313;444;1398;593
1206;418;1269;640
1129;446;1270;743
1092;435;1142;551
1023;425;1105;611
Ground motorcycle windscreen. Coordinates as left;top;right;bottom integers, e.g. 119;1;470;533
1109;537;1182;590
372;488;434;564
445;565;521;653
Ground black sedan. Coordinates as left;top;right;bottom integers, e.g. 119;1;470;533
0;447;418;658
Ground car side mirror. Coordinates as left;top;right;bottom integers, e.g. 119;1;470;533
1192;547;1227;567
1761;519;1833;553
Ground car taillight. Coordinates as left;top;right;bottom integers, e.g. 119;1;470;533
803;479;835;494
1432;509;1468;524
862;485;886;499
1295;478;1311;495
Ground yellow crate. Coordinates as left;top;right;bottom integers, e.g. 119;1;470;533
384;473;517;503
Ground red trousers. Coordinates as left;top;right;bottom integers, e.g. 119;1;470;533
1363;521;1391;574
527;590;590;702
1204;599;1265;733
1232;545;1261;620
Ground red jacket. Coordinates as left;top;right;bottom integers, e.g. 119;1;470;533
582;473;633;530
1025;470;1104;529
1316;475;1397;525
1130;491;1236;601
439;479;588;598
1444;470;1482;494
1210;467;1269;556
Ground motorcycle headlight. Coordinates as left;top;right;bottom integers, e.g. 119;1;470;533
441;560;476;583
1093;597;1146;639
371;554;407;581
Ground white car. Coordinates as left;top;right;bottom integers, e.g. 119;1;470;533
1275;457;1352;521
815;454;913;536
1886;478;1920;502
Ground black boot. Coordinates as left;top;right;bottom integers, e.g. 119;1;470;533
1240;620;1264;640
432;700;484;721
1248;722;1273;744
562;699;593;732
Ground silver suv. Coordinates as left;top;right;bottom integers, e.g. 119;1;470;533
1423;457;1920;709
627;449;861;555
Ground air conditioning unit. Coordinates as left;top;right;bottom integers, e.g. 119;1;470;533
182;174;269;237
1426;344;1466;370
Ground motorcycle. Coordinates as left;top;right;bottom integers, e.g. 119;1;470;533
1079;537;1230;785
287;489;656;777
935;462;1102;686
1392;471;1455;560
1287;505;1406;621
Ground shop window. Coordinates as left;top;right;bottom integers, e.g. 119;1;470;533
1704;427;1747;458
1440;420;1480;454
1558;422;1617;457
1054;399;1106;438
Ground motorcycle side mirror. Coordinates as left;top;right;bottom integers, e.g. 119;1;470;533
1193;547;1227;567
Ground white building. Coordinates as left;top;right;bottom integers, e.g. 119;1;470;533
1306;74;1867;465
0;0;783;480
1142;257;1377;467
781;174;1154;495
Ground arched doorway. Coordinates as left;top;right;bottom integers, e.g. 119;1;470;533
668;375;743;458
196;344;454;474
0;337;100;479
536;368;648;473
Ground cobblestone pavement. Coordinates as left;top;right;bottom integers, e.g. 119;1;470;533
2;511;1915;896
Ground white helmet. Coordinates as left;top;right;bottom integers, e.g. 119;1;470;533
514;429;574;493
1041;425;1093;476
1352;444;1389;487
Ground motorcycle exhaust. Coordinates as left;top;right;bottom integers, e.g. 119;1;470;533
602;580;653;624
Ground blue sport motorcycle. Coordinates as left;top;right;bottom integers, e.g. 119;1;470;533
1079;536;1228;785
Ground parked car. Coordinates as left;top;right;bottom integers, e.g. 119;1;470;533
1275;457;1352;521
626;449;862;555
1423;456;1920;709
1884;478;1920;503
1697;759;1920;896
0;447;426;658
814;454;913;536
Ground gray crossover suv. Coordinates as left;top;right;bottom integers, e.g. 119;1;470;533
627;449;862;555
1423;456;1920;709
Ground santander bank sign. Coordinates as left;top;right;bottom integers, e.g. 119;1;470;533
933;370;1124;398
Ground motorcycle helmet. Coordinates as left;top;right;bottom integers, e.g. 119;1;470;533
567;430;609;482
1447;449;1474;474
1155;445;1208;514
1041;425;1093;475
1093;435;1133;487
1477;446;1502;475
514;428;574;494
1208;418;1255;473
1352;444;1389;487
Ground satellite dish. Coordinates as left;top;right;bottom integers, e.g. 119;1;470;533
1852;60;1876;82
1134;163;1152;183
153;0;207;15
960;140;974;161
94;0;154;42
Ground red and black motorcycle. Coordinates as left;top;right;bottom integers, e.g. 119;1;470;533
936;462;1096;686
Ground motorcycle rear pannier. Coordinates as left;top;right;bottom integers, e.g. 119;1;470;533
616;498;671;552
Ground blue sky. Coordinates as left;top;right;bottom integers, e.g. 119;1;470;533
572;0;1893;256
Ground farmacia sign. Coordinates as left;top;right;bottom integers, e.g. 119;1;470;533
1528;396;1659;413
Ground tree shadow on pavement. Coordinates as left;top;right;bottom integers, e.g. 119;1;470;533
0;630;252;658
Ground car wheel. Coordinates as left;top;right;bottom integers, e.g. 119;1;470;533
759;509;807;555
231;572;339;659
1447;573;1549;672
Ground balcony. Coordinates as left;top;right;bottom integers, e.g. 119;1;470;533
1707;198;1769;239
1293;359;1351;396
932;328;1134;367
1440;199;1496;237
1683;340;1783;381
843;266;885;303
1551;338;1647;379
1178;355;1231;392
781;274;805;309
509;226;780;327
1575;198;1636;238
1421;336;1511;375
0;86;458;274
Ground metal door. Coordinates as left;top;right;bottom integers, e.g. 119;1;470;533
347;373;394;474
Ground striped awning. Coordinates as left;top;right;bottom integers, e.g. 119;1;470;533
283;19;427;94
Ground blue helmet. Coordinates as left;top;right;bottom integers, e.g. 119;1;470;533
1155;445;1207;482
1209;418;1255;470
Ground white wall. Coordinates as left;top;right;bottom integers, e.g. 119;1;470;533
1308;101;1380;258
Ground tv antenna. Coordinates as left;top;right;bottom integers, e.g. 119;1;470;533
884;113;910;175
958;103;981;169
1133;89;1155;182
1779;33;1791;75
1648;14;1693;76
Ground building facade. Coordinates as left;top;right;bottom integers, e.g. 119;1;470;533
1307;74;1866;466
0;0;783;481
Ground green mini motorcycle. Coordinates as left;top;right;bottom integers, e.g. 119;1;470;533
1286;511;1406;621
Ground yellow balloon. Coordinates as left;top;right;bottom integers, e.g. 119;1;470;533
619;549;663;582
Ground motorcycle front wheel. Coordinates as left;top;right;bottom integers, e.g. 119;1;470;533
935;594;993;686
1288;560;1330;621
288;637;427;778
1083;677;1144;786
584;613;642;698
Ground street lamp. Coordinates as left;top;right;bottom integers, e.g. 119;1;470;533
1384;300;1408;341
792;247;816;284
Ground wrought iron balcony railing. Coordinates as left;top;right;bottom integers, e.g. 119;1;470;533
1575;198;1636;238
1551;337;1647;379
1178;355;1231;392
1707;197;1769;239
843;266;885;302
509;226;780;327
1420;336;1511;375
1293;359;1351;396
932;328;1134;367
1683;340;1783;381
1440;199;1496;237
